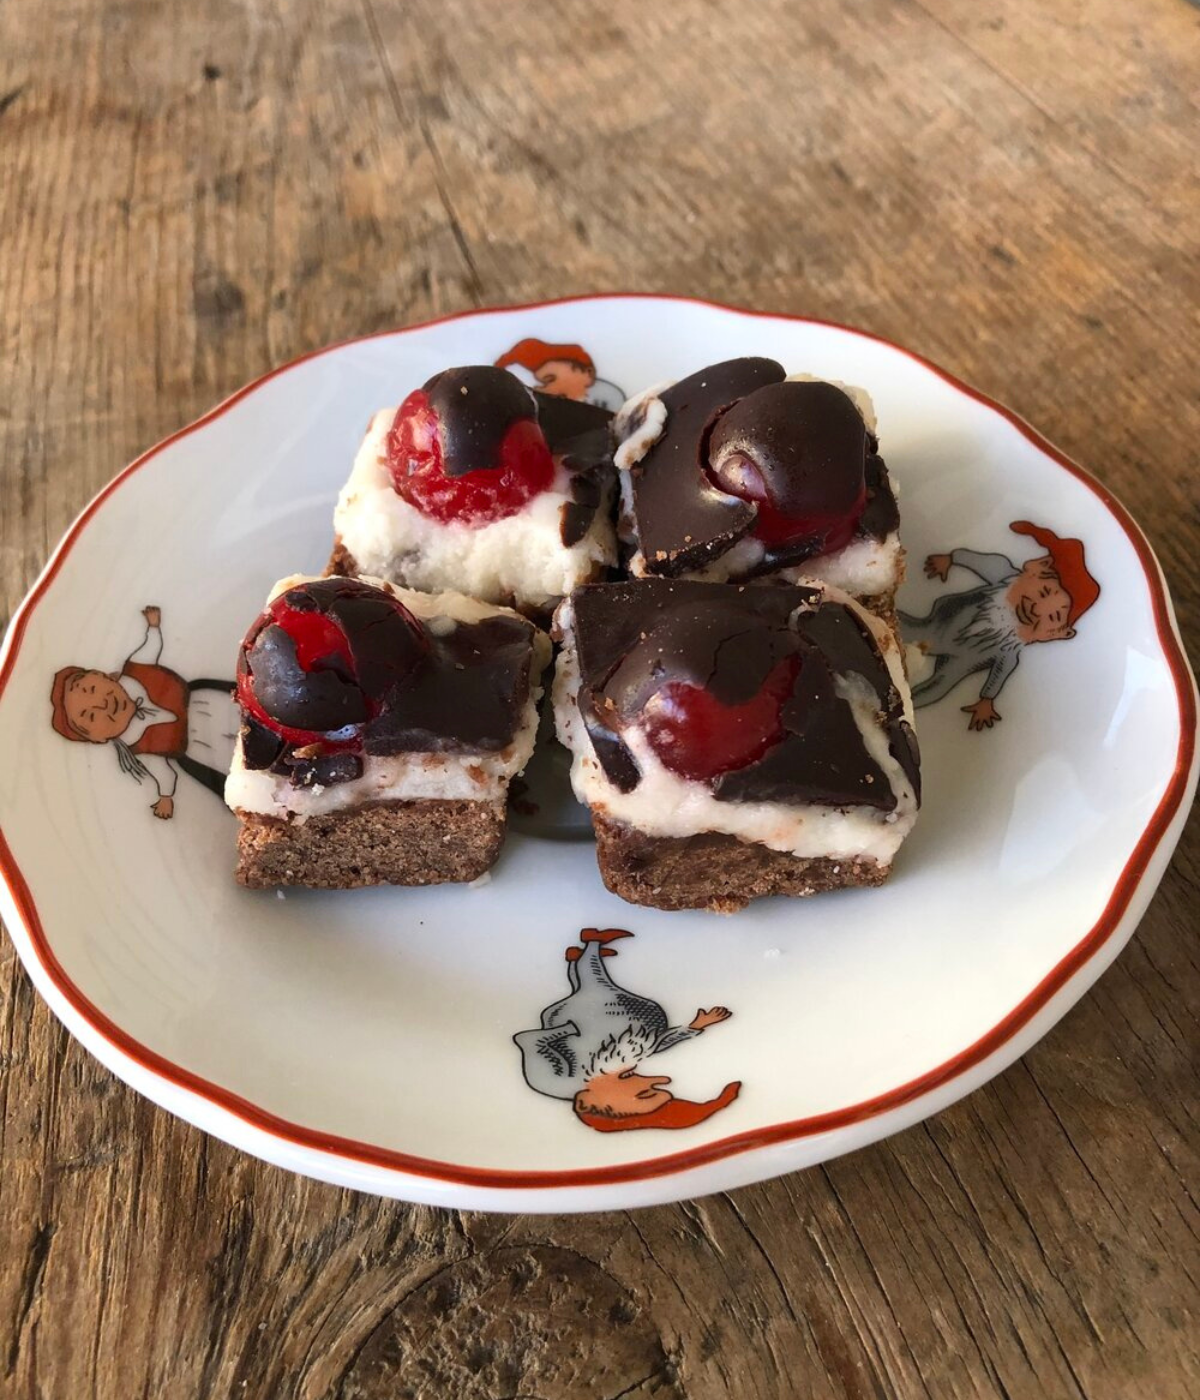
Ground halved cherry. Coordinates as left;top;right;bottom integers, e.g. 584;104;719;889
236;581;422;749
638;654;801;782
386;387;555;525
705;381;868;556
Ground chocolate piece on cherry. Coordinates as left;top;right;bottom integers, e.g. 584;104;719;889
323;582;428;699
241;620;368;734
387;366;555;525
423;366;540;477
237;577;544;782
628;357;783;575
706;380;867;550
237;578;420;748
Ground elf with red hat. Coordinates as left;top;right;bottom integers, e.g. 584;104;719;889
900;520;1100;731
495;337;625;411
514;929;741;1133
49;606;235;819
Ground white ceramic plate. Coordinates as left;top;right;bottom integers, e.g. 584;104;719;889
0;296;1194;1213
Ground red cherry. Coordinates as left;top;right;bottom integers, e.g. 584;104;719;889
386;389;555;525
709;452;866;555
237;595;363;748
638;655;801;782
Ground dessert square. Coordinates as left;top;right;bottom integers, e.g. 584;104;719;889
226;575;551;888
613;359;903;621
554;578;920;913
330;365;617;617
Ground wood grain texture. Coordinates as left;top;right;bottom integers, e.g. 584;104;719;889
2;0;1198;1396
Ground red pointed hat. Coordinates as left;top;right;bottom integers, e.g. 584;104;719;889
1010;521;1100;626
574;1081;741;1133
495;338;595;373
50;666;87;741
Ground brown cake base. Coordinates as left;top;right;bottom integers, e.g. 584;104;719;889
234;798;506;889
327;535;358;578
858;590;899;636
592;814;889;914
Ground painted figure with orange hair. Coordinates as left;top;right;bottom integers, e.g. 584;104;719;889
901;521;1100;731
515;929;740;1134
495;338;625;411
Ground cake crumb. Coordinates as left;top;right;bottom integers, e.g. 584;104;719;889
468;871;492;889
763;947;781;959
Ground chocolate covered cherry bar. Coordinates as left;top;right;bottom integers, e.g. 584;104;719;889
613;358;903;621
226;575;550;888
553;578;920;913
330;365;617;617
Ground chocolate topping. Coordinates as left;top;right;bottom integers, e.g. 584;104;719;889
629;358;784;574
238;578;541;788
568;579;919;809
625;361;897;576
363;614;538;755
242;622;368;733
240;714;285;770
423;366;537;478
857;452;899;542
533;391;612;469
707;380;866;518
531;391;616;548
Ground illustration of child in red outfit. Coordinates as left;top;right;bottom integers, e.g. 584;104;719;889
50;607;236;819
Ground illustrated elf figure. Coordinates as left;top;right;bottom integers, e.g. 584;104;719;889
495;338;626;412
900;520;1100;731
514;929;740;1132
50;606;236;819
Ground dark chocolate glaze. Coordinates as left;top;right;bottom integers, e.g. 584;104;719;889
241;623;368;733
289;751;364;790
857;451;899;542
423;366;537;478
238;578;540;788
707;380;866;518
363;614;538;755
628;358;783;574
626;361;898;577
532;390;615;548
740;449;898;579
533;391;612;468
568;578;919;809
240;714;285;770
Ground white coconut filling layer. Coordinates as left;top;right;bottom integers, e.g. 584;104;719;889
614;375;899;597
225;576;549;822
552;588;917;864
334;408;616;611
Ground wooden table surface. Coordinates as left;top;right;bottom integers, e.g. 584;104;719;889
2;1;1198;1396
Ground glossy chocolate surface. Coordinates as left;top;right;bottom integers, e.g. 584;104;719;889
532;390;615;548
568;578;920;808
424;366;537;478
623;359;898;576
239;578;540;788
